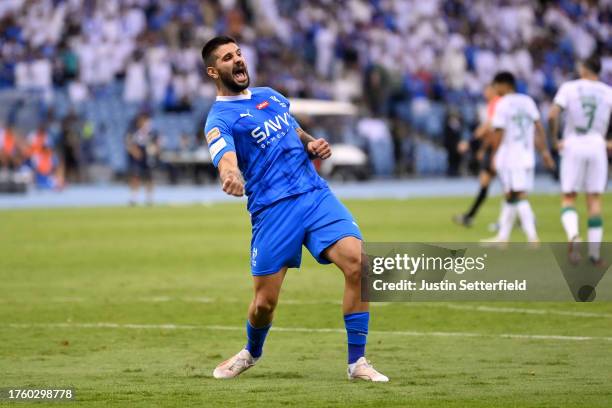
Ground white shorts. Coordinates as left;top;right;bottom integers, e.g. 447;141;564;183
560;139;608;194
498;167;534;193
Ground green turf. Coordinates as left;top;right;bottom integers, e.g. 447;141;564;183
1;193;611;407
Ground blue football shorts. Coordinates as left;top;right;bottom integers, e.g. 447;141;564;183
249;187;362;276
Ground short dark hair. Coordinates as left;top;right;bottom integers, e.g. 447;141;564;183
492;71;516;89
582;54;601;75
201;36;237;67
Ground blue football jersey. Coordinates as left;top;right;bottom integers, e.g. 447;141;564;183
204;87;328;214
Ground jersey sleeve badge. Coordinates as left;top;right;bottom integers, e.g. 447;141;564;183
207;127;221;144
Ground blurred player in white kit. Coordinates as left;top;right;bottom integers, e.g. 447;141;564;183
548;55;612;264
483;72;555;245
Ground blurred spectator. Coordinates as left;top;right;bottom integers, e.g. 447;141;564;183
27;123;51;158
179;132;193;153
31;142;62;190
441;34;467;91
443;108;463;177
124;51;148;103
147;42;172;103
332;49;362;102
163;67;193;112
0;122;29;192
0;122;25;170
80;120;95;166
357;111;394;177
125;113;159;206
68;79;89;104
58;109;83;183
14;50;53;102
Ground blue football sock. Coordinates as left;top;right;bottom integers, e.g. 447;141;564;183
245;320;271;359
344;312;369;364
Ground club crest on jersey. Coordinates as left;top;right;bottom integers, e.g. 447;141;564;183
206;127;220;144
270;95;287;107
256;101;270;110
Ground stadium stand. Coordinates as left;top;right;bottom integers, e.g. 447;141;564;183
0;0;609;189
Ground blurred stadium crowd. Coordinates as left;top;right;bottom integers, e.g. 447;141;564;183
0;0;610;191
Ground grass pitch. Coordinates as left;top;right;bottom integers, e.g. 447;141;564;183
1;193;611;407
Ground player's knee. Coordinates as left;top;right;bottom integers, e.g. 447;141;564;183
342;253;362;283
253;294;277;316
563;192;577;200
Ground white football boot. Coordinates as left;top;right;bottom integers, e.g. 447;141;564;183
213;349;257;379
347;357;389;382
479;236;508;248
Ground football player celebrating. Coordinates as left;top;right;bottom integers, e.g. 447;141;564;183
202;36;388;382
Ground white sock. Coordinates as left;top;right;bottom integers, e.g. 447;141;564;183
561;207;579;241
587;216;603;260
130;190;139;203
497;202;517;241
517;200;538;241
348;360;363;371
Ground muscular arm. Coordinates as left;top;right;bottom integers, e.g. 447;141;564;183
474;121;492;140
478;125;495;154
486;127;504;171
547;104;563;150
296;126;315;148
217;151;244;196
296;127;331;159
535;120;555;169
490;128;503;155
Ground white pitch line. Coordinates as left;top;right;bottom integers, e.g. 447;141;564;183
2;296;611;318
441;304;612;319
5;322;612;342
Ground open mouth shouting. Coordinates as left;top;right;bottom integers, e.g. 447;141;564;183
233;64;249;83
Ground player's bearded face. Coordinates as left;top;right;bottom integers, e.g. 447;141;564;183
219;60;250;93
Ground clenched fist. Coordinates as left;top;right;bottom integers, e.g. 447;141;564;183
222;172;244;197
307;138;332;160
